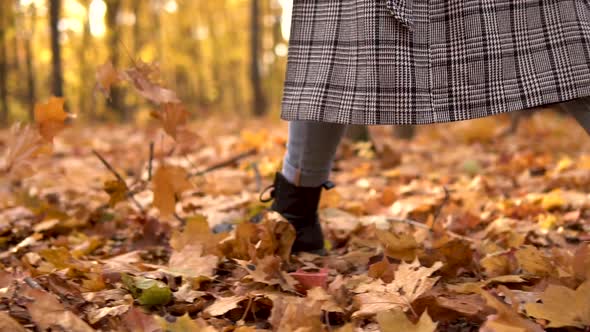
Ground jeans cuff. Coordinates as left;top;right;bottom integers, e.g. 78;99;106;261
281;157;331;188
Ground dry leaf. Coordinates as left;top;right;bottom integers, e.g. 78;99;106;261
122;307;161;332
376;231;419;261
0;311;27;332
269;296;323;332
1;123;50;178
524;281;590;328
480;291;543;332
87;304;130;324
156;314;216;332
24;288;95;332
353;259;443;317
204;295;246;316
96;61;121;98
104;179;129;207
163;244;219;278
377;310;437;332
153;164;192;216
34;96;68;141
154;103;190;140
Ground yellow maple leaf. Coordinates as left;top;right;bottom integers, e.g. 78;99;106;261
152;165;192;216
34;97;68;141
377;310;437;332
525;281;590;328
103;179;128;207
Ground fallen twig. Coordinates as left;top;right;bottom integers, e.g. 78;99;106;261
188;148;257;178
148;141;154;181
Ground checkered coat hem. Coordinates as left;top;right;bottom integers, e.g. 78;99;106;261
281;0;590;125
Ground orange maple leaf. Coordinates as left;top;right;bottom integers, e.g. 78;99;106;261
153;103;189;140
152;165;192;216
34;97;68;141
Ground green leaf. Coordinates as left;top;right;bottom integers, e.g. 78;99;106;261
137;282;172;306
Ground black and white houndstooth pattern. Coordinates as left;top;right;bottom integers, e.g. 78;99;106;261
281;0;590;125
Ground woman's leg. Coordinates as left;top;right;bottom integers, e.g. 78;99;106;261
267;120;347;254
558;97;590;135
282;121;348;187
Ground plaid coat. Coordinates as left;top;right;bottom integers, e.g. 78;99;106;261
281;0;590;125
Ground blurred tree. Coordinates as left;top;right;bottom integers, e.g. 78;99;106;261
78;0;93;119
50;0;64;98
0;1;8;123
24;3;37;120
251;0;266;116
105;0;125;120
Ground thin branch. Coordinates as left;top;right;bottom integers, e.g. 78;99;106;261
251;162;262;192
188;148;257;178
148;141;154;181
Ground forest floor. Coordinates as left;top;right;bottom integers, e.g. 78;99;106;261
0;111;589;331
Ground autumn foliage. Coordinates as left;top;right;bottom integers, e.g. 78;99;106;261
0;59;589;331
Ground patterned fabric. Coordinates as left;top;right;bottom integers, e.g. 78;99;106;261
281;0;590;125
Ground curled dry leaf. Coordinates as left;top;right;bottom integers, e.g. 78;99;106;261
1;123;50;178
34;96;69;142
153;103;190;140
352;259;443;317
524;280;590;328
377;310;437;332
152;164;192;216
123;65;180;104
95;61;121;98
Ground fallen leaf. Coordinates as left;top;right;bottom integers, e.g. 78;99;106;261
24;288;95;332
204;295;246;316
122;307;161;332
153;164;192;216
376;231;419;261
156;313;216;332
480;291;543;332
87;304;130;324
377;310;437;332
269;296;323;332
164;244;219;278
34;96;68;141
353;259;443;317
174;283;206;302
0;311;27;332
524;281;590;328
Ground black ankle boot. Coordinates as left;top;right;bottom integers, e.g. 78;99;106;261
261;173;333;254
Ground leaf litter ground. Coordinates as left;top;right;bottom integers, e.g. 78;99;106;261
0;111;590;331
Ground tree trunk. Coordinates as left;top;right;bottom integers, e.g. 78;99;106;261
24;5;37;120
49;0;64;97
105;0;125;120
250;0;266;116
0;1;9;124
78;0;91;119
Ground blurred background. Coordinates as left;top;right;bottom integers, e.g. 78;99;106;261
0;0;292;124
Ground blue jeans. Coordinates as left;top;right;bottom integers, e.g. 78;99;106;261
282;98;590;187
